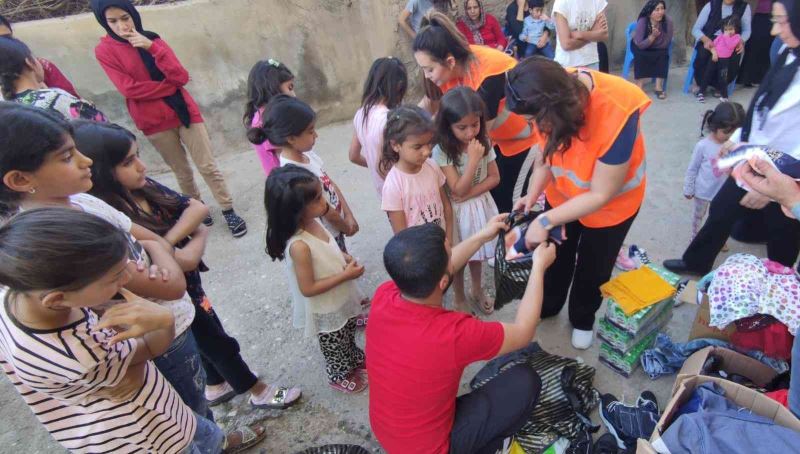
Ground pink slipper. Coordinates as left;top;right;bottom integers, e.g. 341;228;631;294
329;371;368;394
615;247;637;271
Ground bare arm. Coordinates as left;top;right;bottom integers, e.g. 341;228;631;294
451;214;508;272
173;225;209;271
516;147;553;212
460;160;501;201
554;12;589;51
399;9;416;39
387;210;408;234
497;243;555;356
163;199;208;246
516;0;526;21
349;132;368;167
290;240;363;297
125;240;187;300
574;9;608;42
333;182;359;236
440;185;454;245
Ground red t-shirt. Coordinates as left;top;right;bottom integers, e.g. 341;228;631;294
366;281;504;453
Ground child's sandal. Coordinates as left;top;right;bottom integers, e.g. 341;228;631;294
222;423;267;454
329;371;368;394
355;313;368;328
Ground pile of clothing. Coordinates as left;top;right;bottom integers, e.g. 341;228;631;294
597;264;680;377
701;254;799;361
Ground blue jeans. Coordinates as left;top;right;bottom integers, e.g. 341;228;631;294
154;330;213;421
524;41;554;59
185;413;224;454
790;328;800;418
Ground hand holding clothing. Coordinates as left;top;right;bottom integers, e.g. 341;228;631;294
740;158;800;209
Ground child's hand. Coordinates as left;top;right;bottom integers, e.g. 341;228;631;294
650;27;662;39
137;240;171;282
97;289;174;345
343;260;365;280
536;35;549;48
718;141;742;158
684;194;694;200
343;253;354;264
712;54;718;62
532;242;556;273
467;139;485;162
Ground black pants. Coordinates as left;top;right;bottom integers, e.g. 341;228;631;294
542;205;637;330
192;298;259;394
693;43;741;88
683;177;800;273
699;57;731;98
450;364;541;454
598;42;610;74
490;146;535;213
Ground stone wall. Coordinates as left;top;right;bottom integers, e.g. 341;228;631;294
13;0;694;171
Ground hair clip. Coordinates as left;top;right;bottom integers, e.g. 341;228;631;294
268;58;281;68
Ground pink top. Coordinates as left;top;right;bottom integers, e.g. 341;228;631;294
381;159;447;230
353;105;389;199
713;33;742;59
251;108;281;176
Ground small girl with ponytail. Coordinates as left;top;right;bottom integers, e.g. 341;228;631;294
380;105;453;242
249;95;358;252
243;59;295;176
683;101;745;239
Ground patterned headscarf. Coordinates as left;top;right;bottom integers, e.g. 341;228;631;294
461;0;485;44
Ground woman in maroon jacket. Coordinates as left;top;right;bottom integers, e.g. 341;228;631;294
456;0;509;51
90;0;246;237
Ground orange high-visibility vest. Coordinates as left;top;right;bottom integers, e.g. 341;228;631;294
542;70;650;228
440;45;537;157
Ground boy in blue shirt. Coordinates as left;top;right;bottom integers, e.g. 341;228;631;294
519;0;555;58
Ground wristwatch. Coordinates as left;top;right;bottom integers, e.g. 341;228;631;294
537;214;554;231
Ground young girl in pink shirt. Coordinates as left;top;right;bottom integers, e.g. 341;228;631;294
380;106;453;243
243;59;296;176
697;16;742;102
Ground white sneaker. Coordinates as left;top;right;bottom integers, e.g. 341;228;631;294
571;328;594;350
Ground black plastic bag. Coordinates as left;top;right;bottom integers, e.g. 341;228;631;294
494;211;538;310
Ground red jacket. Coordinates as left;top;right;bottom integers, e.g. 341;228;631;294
94;36;203;135
456;14;508;50
39;58;79;97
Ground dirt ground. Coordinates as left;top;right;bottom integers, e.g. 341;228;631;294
0;65;765;453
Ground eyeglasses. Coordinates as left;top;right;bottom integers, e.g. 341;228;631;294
771;15;789;25
505;71;524;105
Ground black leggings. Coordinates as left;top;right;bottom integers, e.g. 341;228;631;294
192;297;259;394
682;177;800;273
450;364;541;454
542;205;637;330
693;43;742;88
490;146;535;213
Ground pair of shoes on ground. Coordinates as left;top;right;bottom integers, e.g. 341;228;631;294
614;245;650;272
599;391;660;452
202;209;247;238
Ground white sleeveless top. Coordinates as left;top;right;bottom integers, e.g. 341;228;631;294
285;221;362;337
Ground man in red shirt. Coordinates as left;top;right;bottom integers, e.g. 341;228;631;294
367;216;557;453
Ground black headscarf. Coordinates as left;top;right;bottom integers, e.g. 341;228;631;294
90;0;191;128
742;0;800;140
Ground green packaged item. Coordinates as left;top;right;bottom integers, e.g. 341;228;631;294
599;331;657;377
645;263;681;287
542;438;570;454
605;297;673;336
597;307;672;355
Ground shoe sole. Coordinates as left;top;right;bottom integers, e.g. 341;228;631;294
230;227;247;238
207;389;236;407
598;406;628;450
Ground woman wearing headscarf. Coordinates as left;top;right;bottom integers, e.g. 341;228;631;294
505;58;650;349
456;0;508;51
90;0;247;238
631;0;674;99
664;0;800;275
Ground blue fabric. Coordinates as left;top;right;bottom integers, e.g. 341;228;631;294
153;331;213;421
790;327;800;418
524;42;554;59
791;202;800;222
519;16;554;45
662;382;800;454
640;333;789;379
186;412;225;454
599;111;639;165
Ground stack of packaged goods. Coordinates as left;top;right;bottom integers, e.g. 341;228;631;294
597;264;680;377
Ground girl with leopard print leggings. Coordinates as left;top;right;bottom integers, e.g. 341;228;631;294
266;165;368;394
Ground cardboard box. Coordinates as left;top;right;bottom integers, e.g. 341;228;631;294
637;347;800;453
688;294;736;342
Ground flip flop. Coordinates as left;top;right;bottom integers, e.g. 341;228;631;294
250;384;302;410
222;423;267;454
206;382;237;407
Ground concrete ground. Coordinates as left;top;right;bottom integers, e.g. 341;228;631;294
0;65;766;453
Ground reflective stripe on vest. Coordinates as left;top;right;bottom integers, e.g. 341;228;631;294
492;105;533;140
549;157;646;198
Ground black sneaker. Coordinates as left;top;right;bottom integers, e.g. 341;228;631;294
599;393;660;451
593;433;621;454
222;209;247;238
637;390;659;415
202;214;214;227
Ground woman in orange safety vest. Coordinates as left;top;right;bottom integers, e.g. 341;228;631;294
413;11;539;213
507;57;650;350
